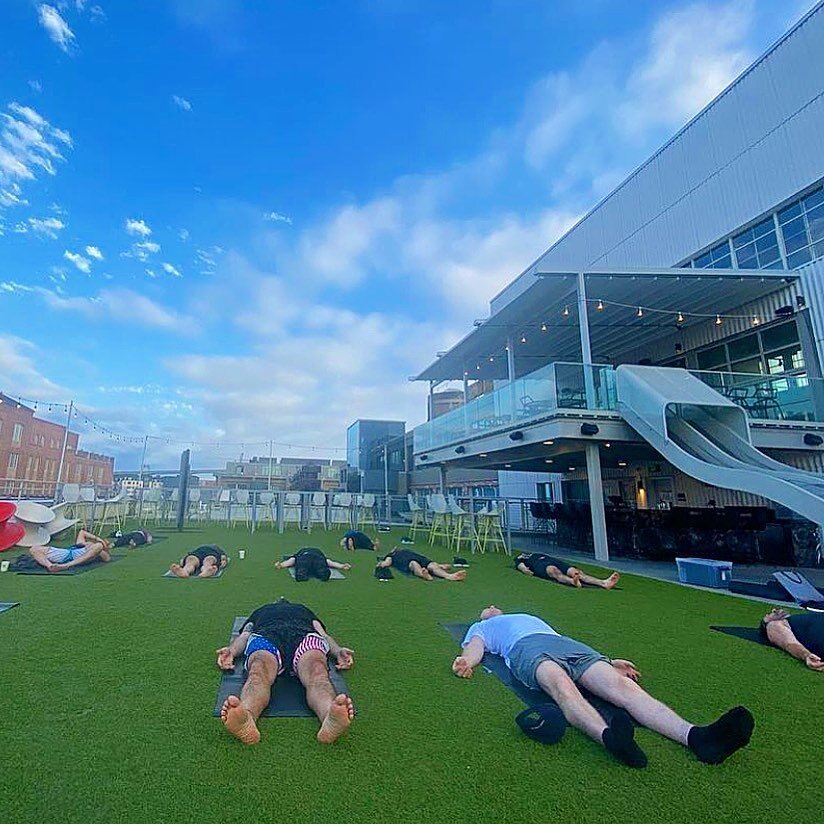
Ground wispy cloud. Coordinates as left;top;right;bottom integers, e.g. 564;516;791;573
37;5;76;53
263;211;292;225
162;262;182;277
14;216;65;239
85;245;104;260
172;95;193;112
125;240;161;262
28;80;42;94
178;228;190;241
124;217;152;237
64;250;92;273
0;183;29;208
0;334;70;398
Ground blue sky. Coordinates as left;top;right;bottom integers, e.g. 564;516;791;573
0;0;815;469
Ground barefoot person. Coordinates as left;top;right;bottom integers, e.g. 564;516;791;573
377;546;466;581
274;547;351;581
515;552;620;590
452;606;754;768
761;608;824;671
216;599;355;745
169;544;229;578
111;528;153;548
29;529;112;572
340;529;380;552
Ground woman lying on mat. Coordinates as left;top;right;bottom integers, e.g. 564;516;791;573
111;528;153;548
377;547;466;581
169;544;229;578
515;552;620;590
761;609;824;671
29;529;112;573
275;547;351;581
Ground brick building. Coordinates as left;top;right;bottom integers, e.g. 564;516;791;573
0;394;115;494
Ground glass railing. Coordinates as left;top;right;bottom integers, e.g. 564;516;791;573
413;362;617;451
691;370;822;422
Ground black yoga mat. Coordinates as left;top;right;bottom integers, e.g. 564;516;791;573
442;623;631;725
0;602;20;614
729;579;824;603
15;555;124;575
163;567;225;579
288;568;345;580
710;625;772;647
212;616;351;718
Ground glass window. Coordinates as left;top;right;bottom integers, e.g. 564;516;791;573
730;357;763;374
732;218;781;269
787;248;812;268
761;321;799;351
12;423;23;444
778;186;824;269
697;345;727;369
694;241;732;269
8;453;19;471
778;201;803;223
766;345;804;374
727;333;759;361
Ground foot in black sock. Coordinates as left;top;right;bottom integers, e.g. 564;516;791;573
688;706;754;765
602;713;647;768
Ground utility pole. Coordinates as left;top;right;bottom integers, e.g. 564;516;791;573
267;439;274;490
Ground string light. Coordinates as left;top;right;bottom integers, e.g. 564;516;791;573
562;306;570;317
520;334;527;344
636;307;644;318
540;322;547;332
752;315;760;326
596;300;604;311
715;314;723;326
677;311;684;323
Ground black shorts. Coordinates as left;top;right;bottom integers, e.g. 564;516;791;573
293;548;330;582
525;555;570;580
391;549;431;572
183;545;224;566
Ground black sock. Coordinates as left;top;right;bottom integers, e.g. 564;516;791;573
688;706;754;765
602;713;647;768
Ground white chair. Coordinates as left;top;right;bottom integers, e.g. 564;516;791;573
357;493;377;528
94;488;128;533
447;495;473;554
210;489;231;523
309;492;327;530
140;488;163;524
427;493;450;546
283;492;302;529
166;489;180;522
230;489;252;529
60;483;82;519
78;485;96;526
257;491;275;527
331;493;352;528
407;494;426;537
476;502;507;554
187;488;203;523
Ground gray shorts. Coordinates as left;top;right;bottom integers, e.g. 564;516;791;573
508;633;609;690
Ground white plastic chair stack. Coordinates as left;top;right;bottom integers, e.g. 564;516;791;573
331;493;352;528
230;489;252;529
407;494;426;537
79;485;97;527
257;492;275;527
283;492;302;529
447;495;473;554
187;488;202;523
140;488;163;524
211;489;231;524
358;493;376;528
94;488;128;533
60;483;82;519
309;492;327;530
427;493;450;546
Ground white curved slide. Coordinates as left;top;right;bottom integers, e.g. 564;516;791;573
615;365;824;526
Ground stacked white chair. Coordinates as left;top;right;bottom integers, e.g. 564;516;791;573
309;492;327;530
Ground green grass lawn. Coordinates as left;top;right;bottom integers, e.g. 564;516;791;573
0;524;819;823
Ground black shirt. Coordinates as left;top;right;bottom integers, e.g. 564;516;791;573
516;553;567;579
246;601;324;649
387;549;430;571
189;544;226;562
293;547;326;562
344;530;374;549
788;612;824;657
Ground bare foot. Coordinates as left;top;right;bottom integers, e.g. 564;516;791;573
220;696;260;744
169;563;189;578
317;694;354;744
602;572;620;590
570;570;583;588
450;570;467;582
420;568;434;580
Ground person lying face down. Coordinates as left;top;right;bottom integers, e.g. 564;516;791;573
340;530;380;552
28;528;112;573
761;609;824;671
169;544;229;578
275;547;351;581
112;529;153;548
216;599;355;745
377;546;466;581
452;606;754;768
515;552;619;590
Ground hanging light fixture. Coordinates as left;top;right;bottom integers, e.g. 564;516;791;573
596;299;604;311
520;334;527;344
540;322;547;332
636;307;644;318
677;311;685;323
488;356;494;362
715;314;723;326
752;315;760;326
562;305;570;317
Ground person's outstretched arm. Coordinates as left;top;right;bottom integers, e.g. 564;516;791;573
765;614;824;671
216;622;252;670
377;556;393;569
453;636;485;678
516;562;533;576
312;620;354;669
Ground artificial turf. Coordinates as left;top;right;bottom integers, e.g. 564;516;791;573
0;524;819;823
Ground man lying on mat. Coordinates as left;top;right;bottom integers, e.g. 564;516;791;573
377;547;466;581
111;528;153;548
340;529;380;552
29;528;112;572
274;547;351;581
761;608;824;671
169;544;229;578
216;599;354;745
515;552;619;590
453;606;754;768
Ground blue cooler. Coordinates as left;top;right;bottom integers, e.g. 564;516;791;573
675;557;733;588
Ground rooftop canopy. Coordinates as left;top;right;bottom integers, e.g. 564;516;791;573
413;267;800;383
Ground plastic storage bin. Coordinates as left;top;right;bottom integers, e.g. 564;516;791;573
675;557;733;588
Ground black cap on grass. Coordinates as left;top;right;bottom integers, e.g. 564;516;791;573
516;705;567;745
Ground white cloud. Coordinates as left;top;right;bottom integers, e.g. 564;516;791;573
63;250;91;273
0;183;29;208
41;287;195;333
28;80;42;93
85;245;104;260
145;268;157;278
14;216;65;239
263;211;292;225
162;262;182;277
178;228;189;241
172;95;193;112
0;334;70;398
124;217;152;237
37;5;76;53
0;103;72;198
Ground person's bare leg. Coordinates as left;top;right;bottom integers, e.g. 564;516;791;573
220;651;278;744
198;557;219;577
547;565;580;587
427;563;466;581
296;650;354;744
570;568;620;589
409;561;432;580
56;541;107;570
327;559;351;571
579;661;691;744
28;545;56;570
274;557;296;570
76;529;93;544
535;661;607;742
170;555;200;578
